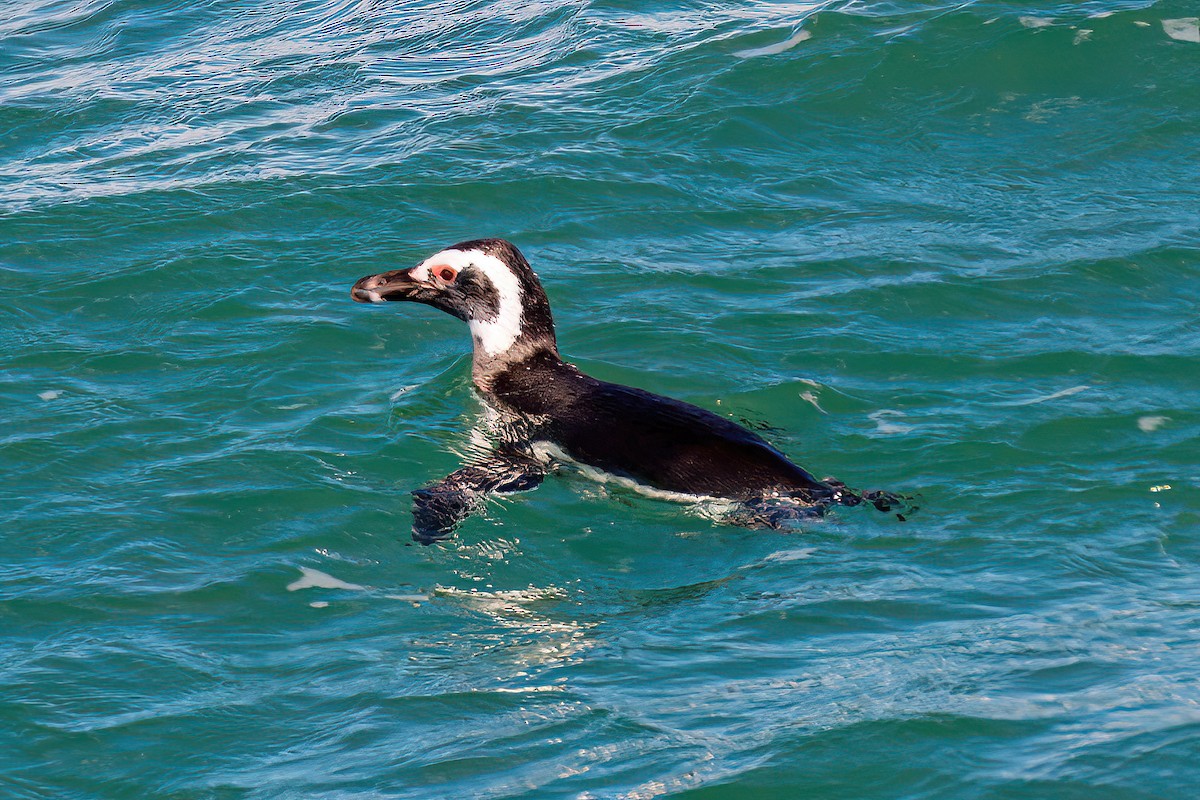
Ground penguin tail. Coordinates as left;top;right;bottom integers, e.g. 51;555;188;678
725;481;919;531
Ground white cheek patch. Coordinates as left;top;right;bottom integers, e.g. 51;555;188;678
410;249;524;354
470;254;524;356
420;248;524;356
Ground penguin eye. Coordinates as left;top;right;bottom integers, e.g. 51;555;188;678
434;266;458;284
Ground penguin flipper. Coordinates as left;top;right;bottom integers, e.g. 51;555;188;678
411;450;545;543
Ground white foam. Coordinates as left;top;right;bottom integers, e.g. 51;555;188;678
762;547;817;563
287;567;364;592
38;390;61;401
799;390;826;413
735;29;811;58
1163;18;1200;43
868;409;912;435
385;593;430;603
1137;415;1170;432
1009;385;1090;406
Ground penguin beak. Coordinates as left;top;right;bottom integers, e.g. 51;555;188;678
351;269;419;303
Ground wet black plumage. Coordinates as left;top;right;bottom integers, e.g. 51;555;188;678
352;238;907;541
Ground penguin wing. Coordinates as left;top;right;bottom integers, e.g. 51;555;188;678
411;448;545;543
550;380;827;500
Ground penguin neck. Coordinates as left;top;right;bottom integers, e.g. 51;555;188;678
470;326;560;395
468;277;560;394
471;340;585;422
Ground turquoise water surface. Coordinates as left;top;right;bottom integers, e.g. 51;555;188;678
3;1;1199;797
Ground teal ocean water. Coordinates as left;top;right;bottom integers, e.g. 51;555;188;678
3;1;1199;797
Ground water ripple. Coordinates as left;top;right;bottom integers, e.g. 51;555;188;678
3;0;1199;796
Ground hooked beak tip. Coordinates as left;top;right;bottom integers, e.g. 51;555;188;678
351;286;381;303
352;271;410;303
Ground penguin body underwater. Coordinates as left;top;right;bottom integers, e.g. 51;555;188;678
352;238;906;542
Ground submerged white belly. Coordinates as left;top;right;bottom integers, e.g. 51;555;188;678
529;439;735;509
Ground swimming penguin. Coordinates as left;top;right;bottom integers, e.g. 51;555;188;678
351;238;907;542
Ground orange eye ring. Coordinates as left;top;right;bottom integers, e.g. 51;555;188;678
434;266;458;284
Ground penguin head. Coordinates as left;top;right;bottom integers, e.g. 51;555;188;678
352;238;557;360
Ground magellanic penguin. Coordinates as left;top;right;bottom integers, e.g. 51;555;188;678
352;238;909;542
